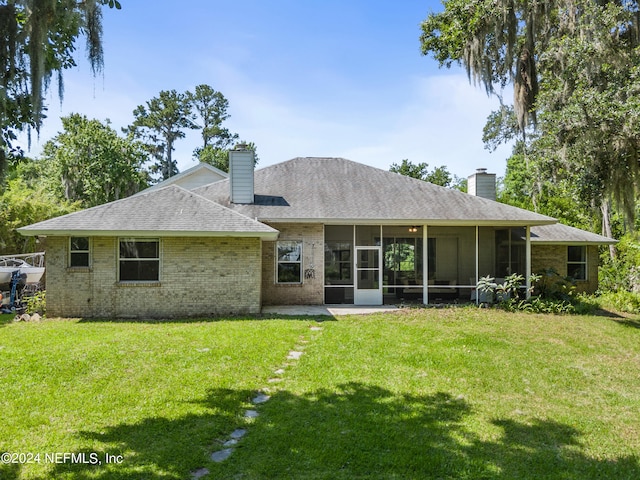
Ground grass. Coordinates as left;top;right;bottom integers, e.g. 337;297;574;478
1;309;639;479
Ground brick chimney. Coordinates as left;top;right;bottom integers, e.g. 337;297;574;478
229;144;254;204
467;168;496;201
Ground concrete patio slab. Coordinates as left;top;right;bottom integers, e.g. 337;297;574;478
262;305;400;317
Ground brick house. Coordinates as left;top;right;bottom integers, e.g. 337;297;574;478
19;150;615;318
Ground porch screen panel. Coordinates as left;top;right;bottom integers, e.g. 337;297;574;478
495;227;526;278
477;227;496;280
382;226;424;301
356;225;380;246
325;225;354;304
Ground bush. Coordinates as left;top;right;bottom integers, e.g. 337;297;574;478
599;234;640;293
596;291;640;314
533;268;576;301
476;272;581;314
24;290;45;316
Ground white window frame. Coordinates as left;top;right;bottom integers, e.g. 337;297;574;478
69;236;90;268
567;245;588;281
276;240;303;284
118;238;161;283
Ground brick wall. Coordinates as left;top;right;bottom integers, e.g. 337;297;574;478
531;244;599;293
44;236;263;318
261;223;324;305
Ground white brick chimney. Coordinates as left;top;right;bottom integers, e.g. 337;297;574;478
467;168;496;201
229;144;254;204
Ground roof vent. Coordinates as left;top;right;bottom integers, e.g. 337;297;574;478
468;167;496;201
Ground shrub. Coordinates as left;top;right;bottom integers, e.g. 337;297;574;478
533;268;576;301
597;291;640;314
476;272;580;314
24;290;45;316
599;234;640;293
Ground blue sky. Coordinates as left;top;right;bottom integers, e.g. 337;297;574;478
22;0;513;178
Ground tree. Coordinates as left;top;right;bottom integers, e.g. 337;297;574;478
0;175;78;254
0;0;121;174
197;140;259;173
188;84;238;159
126;89;197;181
40;113;148;207
421;0;640;225
389;159;452;187
187;84;260;172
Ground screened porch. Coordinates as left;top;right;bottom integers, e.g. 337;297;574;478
324;225;529;305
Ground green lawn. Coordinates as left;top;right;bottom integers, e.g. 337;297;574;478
1;309;639;479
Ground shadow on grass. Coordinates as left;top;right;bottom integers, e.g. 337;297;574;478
39;388;255;480
0;313;15;326
215;383;639;479
613;317;640;329
39;383;639;479
0;462;20;480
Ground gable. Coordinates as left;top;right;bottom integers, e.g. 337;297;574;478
141;162;228;194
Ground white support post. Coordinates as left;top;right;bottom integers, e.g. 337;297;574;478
525;225;532;299
475;225;479;305
423;224;429;305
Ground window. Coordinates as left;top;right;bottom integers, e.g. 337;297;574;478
567;246;587;281
119;239;160;282
277;241;302;284
70;237;90;267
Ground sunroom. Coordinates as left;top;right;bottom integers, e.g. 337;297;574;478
324;224;529;305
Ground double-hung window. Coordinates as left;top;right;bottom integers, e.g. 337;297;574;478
276;241;302;284
70;237;90;267
119;239;160;282
567;246;587;281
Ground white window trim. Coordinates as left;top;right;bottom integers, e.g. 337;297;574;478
118;238;161;283
567;245;588;281
69;236;91;268
276;240;303;284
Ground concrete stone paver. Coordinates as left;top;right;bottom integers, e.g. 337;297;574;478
191;467;210;478
230;428;247;439
210;448;234;463
252;393;270;404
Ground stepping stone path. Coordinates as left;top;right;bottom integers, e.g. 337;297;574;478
191;322;323;478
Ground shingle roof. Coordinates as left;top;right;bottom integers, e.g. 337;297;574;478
530;223;616;244
18;185;278;239
196;157;556;225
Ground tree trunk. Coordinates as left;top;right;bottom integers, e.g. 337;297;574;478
601;199;617;260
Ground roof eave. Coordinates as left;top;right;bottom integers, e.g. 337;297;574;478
258;218;557;227
17;229;279;241
531;239;618;245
